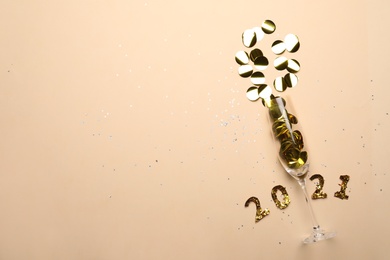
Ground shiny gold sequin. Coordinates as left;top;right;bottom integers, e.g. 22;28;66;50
285;34;300;53
246;86;261;101
334;175;350;200
262;20;276;34
251;71;265;85
235;50;249;65
274;56;288;71
289;150;307;169
287;59;300;73
273;119;291;138
250;48;263;62
247;85;272;102
254;56;269;70
238;64;253;78
245;196;270;222
266;96;285;109
267;97;286;118
258;84;272;100
271;185;291;209
284;73;298;88
253;27;265;42
288;113;298;124
274;76;287;92
286;110;299;124
292;130;304;149
242;29;257;48
271;40;286;55
310;174;328;199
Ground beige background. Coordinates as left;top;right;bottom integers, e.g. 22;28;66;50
0;0;388;259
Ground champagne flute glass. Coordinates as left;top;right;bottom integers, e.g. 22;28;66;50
265;96;336;243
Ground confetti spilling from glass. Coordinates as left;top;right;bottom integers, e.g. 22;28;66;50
235;20;301;102
238;22;346;241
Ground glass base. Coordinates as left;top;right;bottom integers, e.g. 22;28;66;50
303;226;336;244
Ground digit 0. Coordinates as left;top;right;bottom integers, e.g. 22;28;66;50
271;185;291;209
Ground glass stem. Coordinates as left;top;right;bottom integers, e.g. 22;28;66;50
298;178;320;229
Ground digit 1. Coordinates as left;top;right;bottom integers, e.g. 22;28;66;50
309;174;327;199
334;175;350;200
245;197;270;222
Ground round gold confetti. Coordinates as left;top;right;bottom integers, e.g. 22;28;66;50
274;76;287;92
271;40;286;55
268;104;284;119
251;71;265;85
286;151;308;169
238;65;253;78
274;56;288;71
254;56;269;70
250;48;263;62
298;151;308;166
273;120;290;138
253;27;265;42
246;86;260;101
265;96;286;109
288;113;298;124
287;59;300;73
292;130;304;149
280;139;295;155
262;20;276;34
284;73;298;87
284;34;300;53
235;50;249;65
258;84;272;100
242;29;257;48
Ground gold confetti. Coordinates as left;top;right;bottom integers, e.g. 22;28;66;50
250;71;266;85
238;64;253;78
271;40;286;55
284;34;300;52
246;86;261;101
250;48;263;62
287;59;300;73
284;73;298;88
266;96;309;171
242;29;257;48
274;76;287;92
262;20;276;34
235;50;249;65
254;56;269;71
274;56;288;71
235;20;301;98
